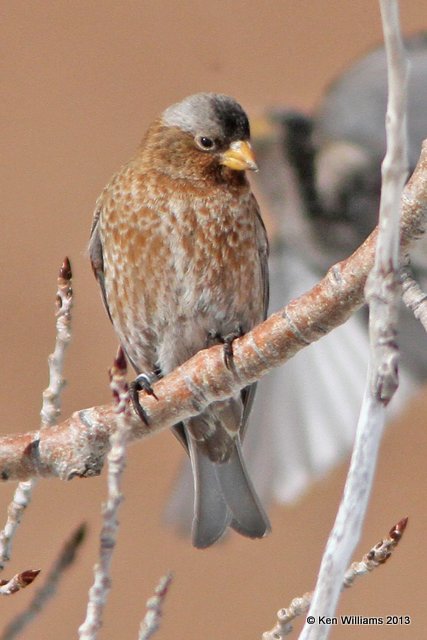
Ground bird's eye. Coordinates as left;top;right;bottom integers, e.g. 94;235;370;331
196;136;215;151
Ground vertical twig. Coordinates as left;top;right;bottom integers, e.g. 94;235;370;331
78;348;131;640
299;3;408;638
41;256;74;428
0;258;73;573
366;0;409;403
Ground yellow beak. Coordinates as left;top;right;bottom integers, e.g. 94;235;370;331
220;140;258;172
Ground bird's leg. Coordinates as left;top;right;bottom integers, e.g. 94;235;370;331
207;326;243;370
130;371;160;425
222;326;244;370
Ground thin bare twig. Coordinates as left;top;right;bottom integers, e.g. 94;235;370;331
0;524;86;640
78;348;131;640
0;570;40;597
0;481;34;572
0;258;74;575
299;4;408;638
366;0;409;404
138;572;173;640
343;516;407;586
41;257;73;427
263;518;408;639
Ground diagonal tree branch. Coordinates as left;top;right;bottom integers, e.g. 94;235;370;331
1;142;427;484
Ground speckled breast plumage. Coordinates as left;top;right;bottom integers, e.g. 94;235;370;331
98;160;265;377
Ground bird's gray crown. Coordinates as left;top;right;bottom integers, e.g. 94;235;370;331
162;93;250;142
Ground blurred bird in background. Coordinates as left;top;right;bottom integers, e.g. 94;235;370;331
166;34;427;533
90;93;270;548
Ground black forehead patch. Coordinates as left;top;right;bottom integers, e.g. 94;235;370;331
212;97;250;141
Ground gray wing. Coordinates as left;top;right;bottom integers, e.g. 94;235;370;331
238;195;269;436
88;207;113;323
252;193;270;320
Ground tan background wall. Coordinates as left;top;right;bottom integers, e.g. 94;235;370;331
1;2;426;638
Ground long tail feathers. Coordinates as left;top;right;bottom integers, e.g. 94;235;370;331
189;437;231;548
189;437;271;548
217;440;271;539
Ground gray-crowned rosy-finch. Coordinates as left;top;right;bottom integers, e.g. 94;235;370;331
89;93;271;547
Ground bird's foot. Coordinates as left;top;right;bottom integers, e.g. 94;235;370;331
207;327;243;370
130;372;159;425
223;327;243;370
